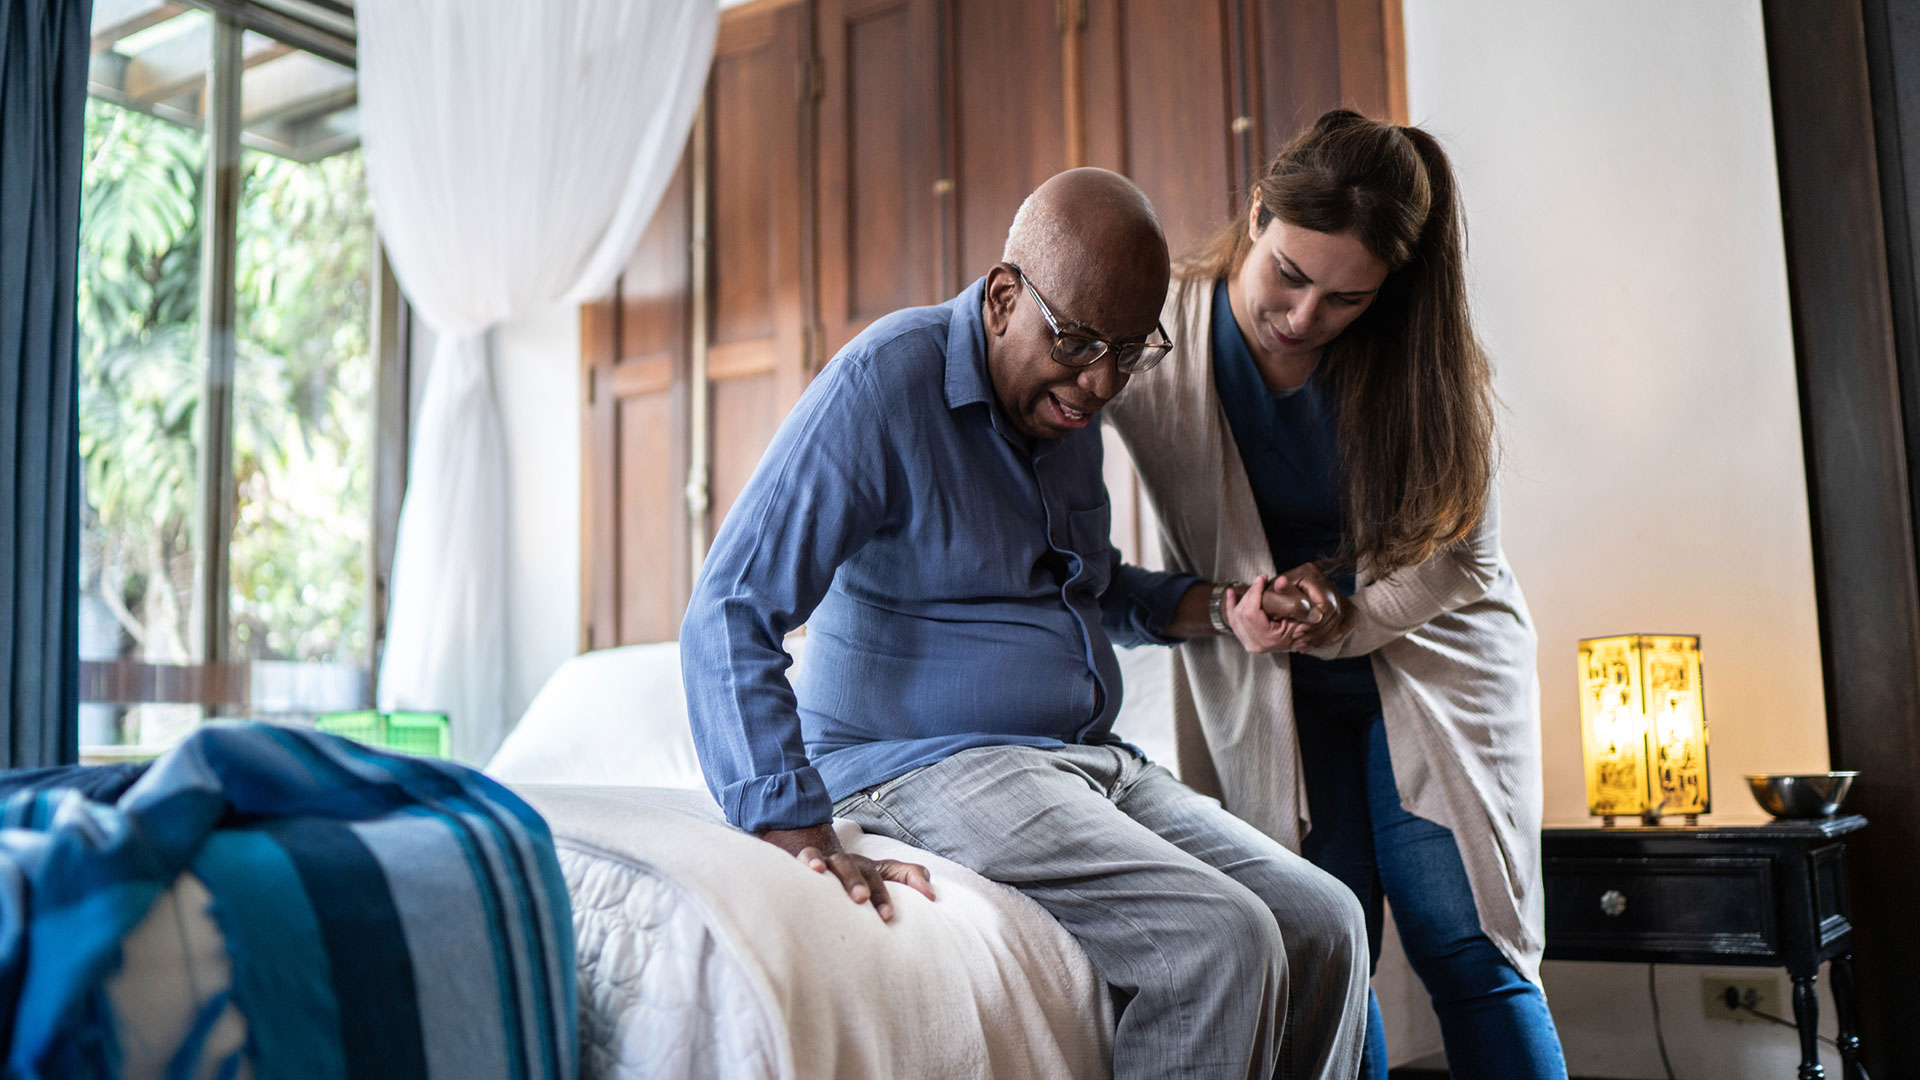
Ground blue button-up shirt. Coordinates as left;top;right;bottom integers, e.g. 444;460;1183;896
681;278;1200;833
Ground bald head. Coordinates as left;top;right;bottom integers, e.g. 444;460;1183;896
1003;168;1169;303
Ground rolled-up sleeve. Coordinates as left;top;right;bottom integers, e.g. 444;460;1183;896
1100;549;1201;647
680;362;894;833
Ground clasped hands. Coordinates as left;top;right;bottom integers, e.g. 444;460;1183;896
1224;562;1356;655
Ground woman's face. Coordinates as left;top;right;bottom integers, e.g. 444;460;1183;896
1233;204;1390;363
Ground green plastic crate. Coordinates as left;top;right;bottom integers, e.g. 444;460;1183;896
314;710;451;759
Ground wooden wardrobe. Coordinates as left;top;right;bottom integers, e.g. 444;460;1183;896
581;0;1408;649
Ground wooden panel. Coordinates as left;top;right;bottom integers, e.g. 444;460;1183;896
618;137;694;646
582;138;693;651
1250;0;1405;166
1332;0;1395;122
1768;1;1920;1072
951;0;1066;281
610;355;675;399
707;340;776;381
709;375;779;534
816;0;946;354
710;17;782;351
616;391;682;645
705;1;811;528
1251;0;1338;149
1083;0;1238;259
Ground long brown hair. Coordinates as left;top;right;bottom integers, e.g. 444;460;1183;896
1184;108;1495;577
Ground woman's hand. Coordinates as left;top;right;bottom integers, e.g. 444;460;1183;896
1224;574;1318;654
1271;562;1356;652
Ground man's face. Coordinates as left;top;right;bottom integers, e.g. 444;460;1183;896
981;262;1166;441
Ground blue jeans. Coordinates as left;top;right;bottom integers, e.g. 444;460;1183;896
1293;672;1568;1079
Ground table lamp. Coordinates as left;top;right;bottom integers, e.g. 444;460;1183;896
1578;634;1710;825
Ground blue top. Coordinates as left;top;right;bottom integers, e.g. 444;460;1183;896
1209;279;1377;696
682;278;1201;833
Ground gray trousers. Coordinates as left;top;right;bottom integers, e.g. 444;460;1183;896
834;743;1369;1080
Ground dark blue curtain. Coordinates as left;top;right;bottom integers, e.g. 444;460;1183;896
0;0;92;768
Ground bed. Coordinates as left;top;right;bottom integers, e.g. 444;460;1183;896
485;639;1161;1080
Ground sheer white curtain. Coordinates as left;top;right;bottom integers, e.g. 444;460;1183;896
358;0;716;762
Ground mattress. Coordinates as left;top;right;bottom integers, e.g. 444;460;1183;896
521;785;1112;1080
564;842;780;1079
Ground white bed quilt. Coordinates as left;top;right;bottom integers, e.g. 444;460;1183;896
517;784;1112;1080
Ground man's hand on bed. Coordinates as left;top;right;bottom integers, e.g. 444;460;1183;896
758;824;936;922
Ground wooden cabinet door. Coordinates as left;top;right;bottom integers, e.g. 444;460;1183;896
1252;0;1408;163
814;0;949;355
705;0;812;534
1082;0;1242;261
950;0;1069;283
581;151;694;649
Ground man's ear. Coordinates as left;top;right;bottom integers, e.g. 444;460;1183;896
983;264;1018;336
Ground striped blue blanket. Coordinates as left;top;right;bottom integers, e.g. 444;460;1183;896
0;722;575;1079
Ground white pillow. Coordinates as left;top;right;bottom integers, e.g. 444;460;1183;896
487;636;1178;789
487;641;711;790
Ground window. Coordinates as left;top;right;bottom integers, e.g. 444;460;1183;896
77;2;393;757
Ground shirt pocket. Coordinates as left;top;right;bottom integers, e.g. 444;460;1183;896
1067;502;1113;597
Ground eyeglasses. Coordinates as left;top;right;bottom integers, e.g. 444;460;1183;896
1007;263;1173;375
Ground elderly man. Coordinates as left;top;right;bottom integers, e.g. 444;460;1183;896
681;169;1368;1079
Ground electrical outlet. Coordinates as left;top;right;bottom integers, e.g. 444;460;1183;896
1702;975;1783;1022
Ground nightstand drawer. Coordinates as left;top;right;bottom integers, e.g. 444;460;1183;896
1544;854;1779;961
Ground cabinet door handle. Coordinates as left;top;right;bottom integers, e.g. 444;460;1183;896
1600;889;1627;917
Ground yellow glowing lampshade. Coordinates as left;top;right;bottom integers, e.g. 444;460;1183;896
1577;635;1710;823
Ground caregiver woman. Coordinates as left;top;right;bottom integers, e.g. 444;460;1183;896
1106;108;1567;1078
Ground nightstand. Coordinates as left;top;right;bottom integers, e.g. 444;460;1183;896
1542;815;1868;1080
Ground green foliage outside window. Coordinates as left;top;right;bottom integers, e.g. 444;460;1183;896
78;96;375;701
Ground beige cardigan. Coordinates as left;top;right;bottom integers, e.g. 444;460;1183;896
1106;277;1546;985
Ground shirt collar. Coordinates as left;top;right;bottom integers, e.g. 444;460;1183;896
944;276;995;412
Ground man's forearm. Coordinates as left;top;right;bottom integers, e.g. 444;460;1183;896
1164;582;1224;639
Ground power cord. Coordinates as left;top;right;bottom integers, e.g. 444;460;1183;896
1720;986;1842;1050
1648;964;1677;1080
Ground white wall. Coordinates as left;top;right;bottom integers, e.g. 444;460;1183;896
1403;2;1836;1076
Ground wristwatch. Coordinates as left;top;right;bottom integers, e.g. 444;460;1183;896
1208;580;1248;634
